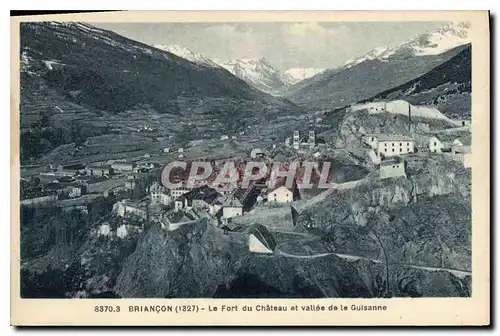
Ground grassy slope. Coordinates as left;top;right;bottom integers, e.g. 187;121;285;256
359;45;471;119
20;22;299;162
285;45;468;111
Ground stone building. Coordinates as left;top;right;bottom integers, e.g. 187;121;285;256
222;196;243;219
379;158;406;180
267;185;294;204
363;134;415;159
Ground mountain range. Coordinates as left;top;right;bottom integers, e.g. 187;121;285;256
284;21;471;110
20;22;298;162
19;21;472;163
342;22;470;69
152;44;324;96
359;44;471;119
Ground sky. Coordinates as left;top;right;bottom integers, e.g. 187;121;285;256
94;21;446;70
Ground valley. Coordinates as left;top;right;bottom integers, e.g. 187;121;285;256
18;20;472;299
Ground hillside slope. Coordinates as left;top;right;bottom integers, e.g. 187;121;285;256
20;22;298;162
284;44;468;110
359;45;471;119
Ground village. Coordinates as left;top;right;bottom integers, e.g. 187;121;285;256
20;99;472;255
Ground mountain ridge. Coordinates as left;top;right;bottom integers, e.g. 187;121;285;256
152;44;326;95
285;21;471;110
20;21;299;161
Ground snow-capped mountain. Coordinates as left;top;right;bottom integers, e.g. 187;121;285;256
342;46;394;68
285;21;471;109
397;21;470;57
343;21;470;69
152;44;220;67
152;44;295;95
284;68;326;85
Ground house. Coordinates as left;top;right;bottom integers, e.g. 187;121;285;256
267;185;294;204
179;186;220;211
247;224;277;254
452;135;472;154
220;135;229;140
64;185;83;198
170;186;191;199
297;131;315;149
150;181;165;192
85;163;112;176
165;210;198;224
222;196;243;219
173;186;220;212
116;225;129;238
374;135;415;159
250;148;265;159
113;201;147;219
191;187;220;211
379;158;406;180
111;161;136;173
57;163;86;176
98;223;112;237
429;134;459;153
178;148;184;153
151;189;172;206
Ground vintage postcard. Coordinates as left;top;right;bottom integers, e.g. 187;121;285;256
11;11;490;326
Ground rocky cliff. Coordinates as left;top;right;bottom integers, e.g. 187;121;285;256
330;109;457;148
113;217;469;298
296;154;471;272
20;154;471;299
114;220;248;298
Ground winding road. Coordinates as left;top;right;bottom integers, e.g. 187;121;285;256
276;239;471;280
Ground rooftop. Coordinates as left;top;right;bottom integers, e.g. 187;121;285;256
246;224;277;251
380;157;404;166
223;196;243;208
376;134;414;142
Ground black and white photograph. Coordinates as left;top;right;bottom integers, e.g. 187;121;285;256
17;16;476;302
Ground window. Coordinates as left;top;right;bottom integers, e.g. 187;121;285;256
407;142;409;146
371;137;374;142
392;143;394;146
384;149;387;152
384;143;387;147
399;148;402;152
400;142;402;146
434;142;437;146
392;149;394;152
